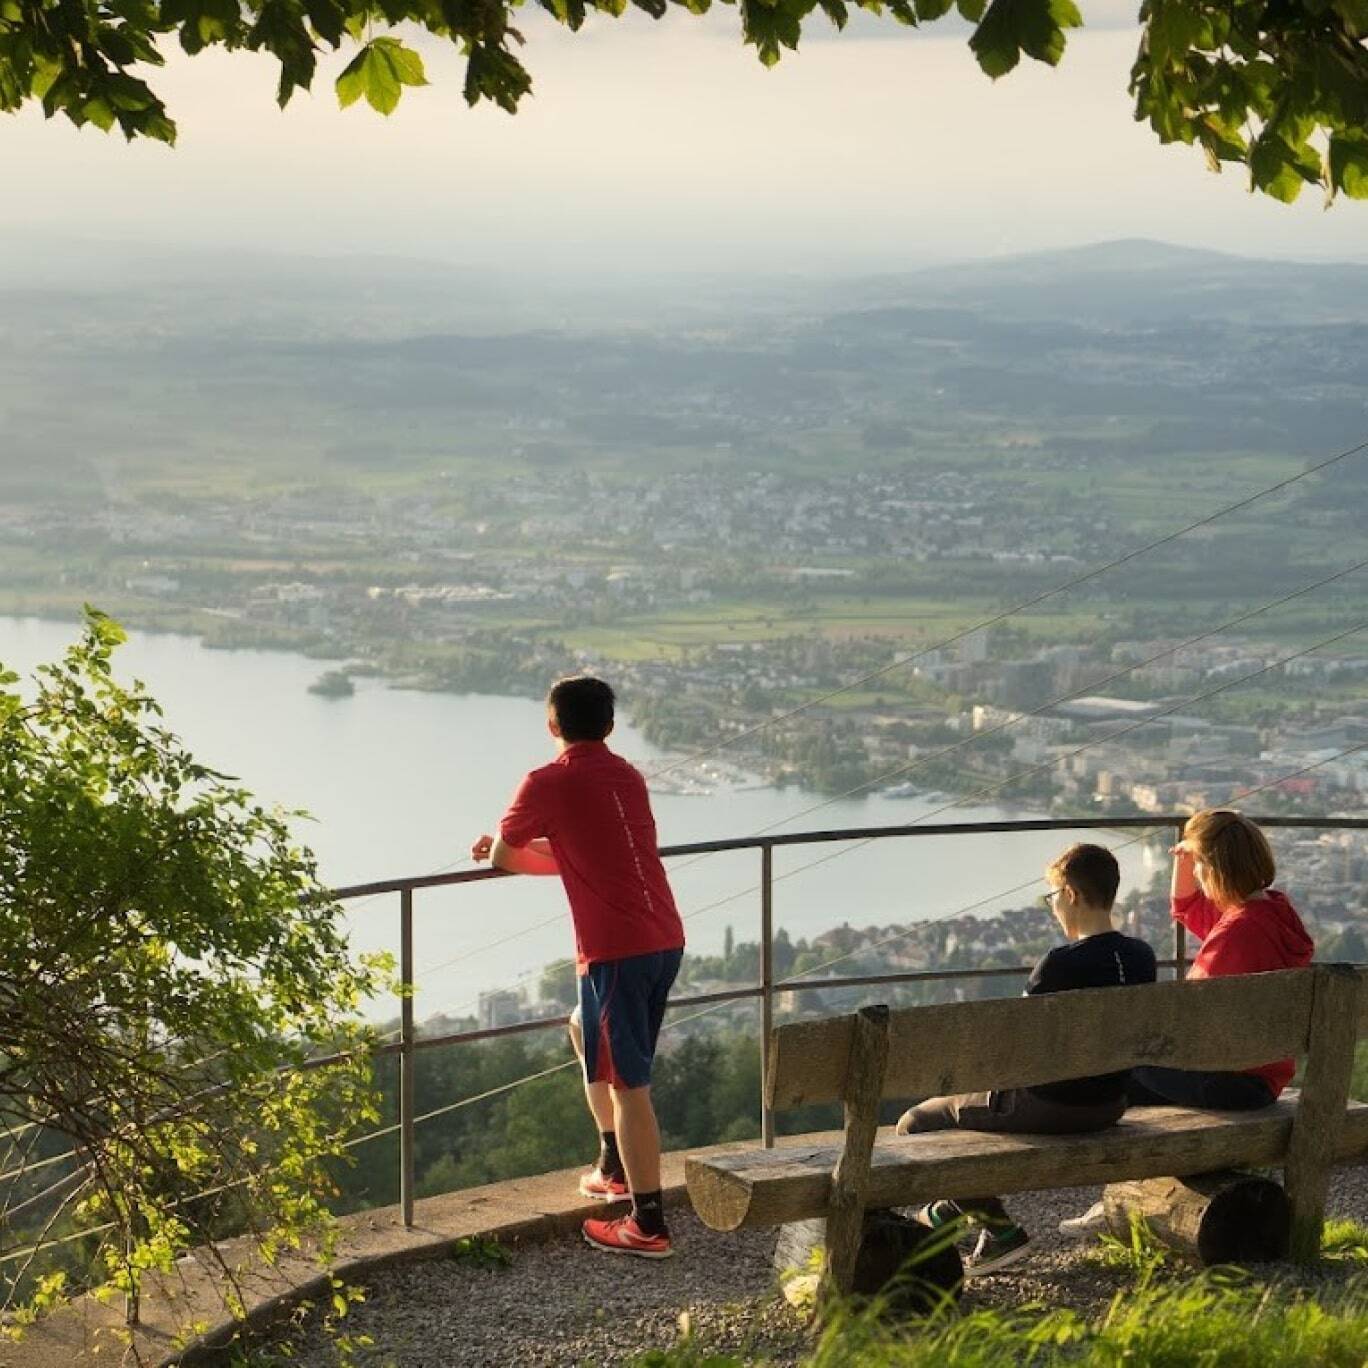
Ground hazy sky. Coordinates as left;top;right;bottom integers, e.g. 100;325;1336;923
7;6;1368;276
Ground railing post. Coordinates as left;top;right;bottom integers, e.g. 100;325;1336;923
1171;817;1188;981
400;887;416;1228
760;843;775;1149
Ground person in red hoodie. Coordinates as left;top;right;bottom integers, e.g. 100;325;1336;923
1060;808;1314;1239
1127;808;1314;1110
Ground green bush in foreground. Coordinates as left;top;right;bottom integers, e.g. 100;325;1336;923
637;1267;1368;1368
0;611;388;1339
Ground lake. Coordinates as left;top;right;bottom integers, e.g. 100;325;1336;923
0;615;1160;1022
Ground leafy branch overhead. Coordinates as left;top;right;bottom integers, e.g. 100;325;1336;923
0;0;1366;202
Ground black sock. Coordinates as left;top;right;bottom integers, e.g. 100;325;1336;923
598;1131;624;1181
632;1189;668;1237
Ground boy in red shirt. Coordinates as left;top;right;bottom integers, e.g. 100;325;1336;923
471;677;685;1259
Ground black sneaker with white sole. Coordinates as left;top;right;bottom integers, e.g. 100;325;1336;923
913;1199;967;1233
964;1223;1032;1276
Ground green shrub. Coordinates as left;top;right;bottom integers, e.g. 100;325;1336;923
0;612;387;1332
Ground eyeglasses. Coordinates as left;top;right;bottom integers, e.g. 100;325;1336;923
1040;888;1065;908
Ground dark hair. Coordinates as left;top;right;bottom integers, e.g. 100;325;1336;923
547;676;615;743
1046;842;1120;911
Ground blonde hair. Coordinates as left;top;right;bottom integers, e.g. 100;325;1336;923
1183;809;1276;909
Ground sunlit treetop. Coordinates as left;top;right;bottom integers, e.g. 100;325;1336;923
0;0;1366;203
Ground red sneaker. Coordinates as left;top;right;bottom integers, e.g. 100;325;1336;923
578;1166;629;1202
582;1213;673;1259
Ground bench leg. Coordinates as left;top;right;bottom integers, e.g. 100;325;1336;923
818;1005;890;1303
1103;1172;1289;1265
1284;965;1359;1264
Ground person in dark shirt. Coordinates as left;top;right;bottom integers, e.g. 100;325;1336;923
895;842;1156;1275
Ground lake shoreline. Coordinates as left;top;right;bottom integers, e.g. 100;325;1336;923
2;606;1061;813
3;614;1137;1026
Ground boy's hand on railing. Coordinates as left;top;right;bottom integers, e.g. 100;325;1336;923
470;834;494;862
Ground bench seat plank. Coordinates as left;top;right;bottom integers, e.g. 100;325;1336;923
686;1096;1368;1232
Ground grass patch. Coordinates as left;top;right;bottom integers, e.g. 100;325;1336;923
1086;1211;1169;1280
636;1260;1368;1367
1323;1220;1368;1266
560;596;1105;660
447;1235;513;1270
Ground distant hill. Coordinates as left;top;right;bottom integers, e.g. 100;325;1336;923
846;239;1368;326
7;233;1368;333
2;234;1365;497
0;233;843;335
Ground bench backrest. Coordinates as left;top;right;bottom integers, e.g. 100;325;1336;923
768;966;1367;1110
755;963;1365;1289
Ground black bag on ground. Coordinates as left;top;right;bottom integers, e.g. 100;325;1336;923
774;1210;963;1316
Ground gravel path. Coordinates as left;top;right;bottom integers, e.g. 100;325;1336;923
255;1172;1368;1367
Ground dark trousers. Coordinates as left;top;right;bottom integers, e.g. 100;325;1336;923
897;1088;1125;1227
1127;1067;1274;1111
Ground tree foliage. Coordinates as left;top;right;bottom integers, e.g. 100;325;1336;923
0;611;386;1339
0;0;1366;202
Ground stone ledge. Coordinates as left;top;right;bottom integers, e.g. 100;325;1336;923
3;1132;841;1367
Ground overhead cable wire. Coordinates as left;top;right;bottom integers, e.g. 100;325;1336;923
0;1029;404;1210
5;757;1360;1272
0;999;740;1269
781;740;1368;987
23;444;1362;1277
324;742;1368;1214
642;436;1368;783
415;597;1366;1015
345;995;737;1148
339;436;1368;970
660;555;1368;877
662;620;1365;930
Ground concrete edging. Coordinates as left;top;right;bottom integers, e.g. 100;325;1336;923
7;1134;835;1366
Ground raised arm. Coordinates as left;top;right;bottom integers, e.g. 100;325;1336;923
1171;842;1199;900
1170;842;1220;939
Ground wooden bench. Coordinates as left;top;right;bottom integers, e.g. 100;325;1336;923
686;964;1368;1297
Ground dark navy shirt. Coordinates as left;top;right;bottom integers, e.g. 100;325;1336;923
1024;931;1157;1106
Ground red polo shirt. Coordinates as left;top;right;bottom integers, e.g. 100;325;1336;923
499;741;684;971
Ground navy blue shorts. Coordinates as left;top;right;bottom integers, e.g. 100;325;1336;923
579;948;683;1090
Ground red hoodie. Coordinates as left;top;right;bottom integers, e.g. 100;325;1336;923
1173;887;1315;1096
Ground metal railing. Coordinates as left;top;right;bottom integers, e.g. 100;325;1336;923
331;814;1368;1227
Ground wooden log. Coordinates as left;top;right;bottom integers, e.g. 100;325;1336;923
685;1097;1368;1233
775;1212;962;1317
819;1005;890;1303
1285;963;1361;1263
1102;1172;1290;1265
768;970;1328;1111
